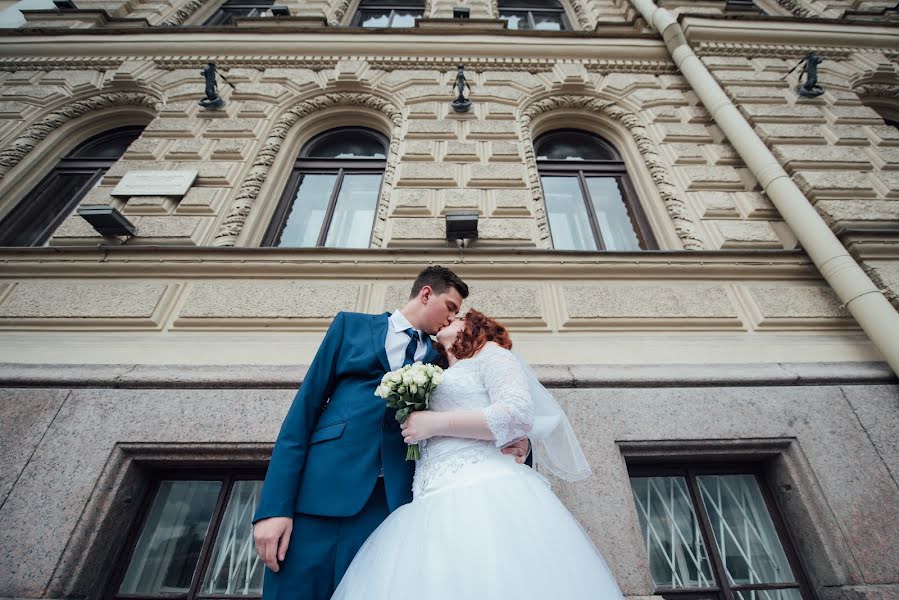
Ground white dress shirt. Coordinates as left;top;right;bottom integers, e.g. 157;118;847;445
385;310;428;370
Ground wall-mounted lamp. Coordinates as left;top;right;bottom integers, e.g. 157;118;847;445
270;5;290;15
446;211;478;246
77;205;137;238
452;6;470;18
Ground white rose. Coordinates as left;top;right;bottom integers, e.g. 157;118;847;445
389;371;403;384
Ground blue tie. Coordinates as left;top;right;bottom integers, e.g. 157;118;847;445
403;327;419;366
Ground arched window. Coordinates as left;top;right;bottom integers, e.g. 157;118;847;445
264;127;387;248
0;125;144;247
535;129;656;251
498;0;571;30
351;0;424;27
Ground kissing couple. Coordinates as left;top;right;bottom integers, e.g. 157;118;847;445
253;266;625;599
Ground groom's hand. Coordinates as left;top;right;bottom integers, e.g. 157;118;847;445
501;438;530;464
253;516;293;572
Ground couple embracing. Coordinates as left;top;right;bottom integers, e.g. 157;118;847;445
252;266;625;599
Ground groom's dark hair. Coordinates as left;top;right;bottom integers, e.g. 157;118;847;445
410;266;469;299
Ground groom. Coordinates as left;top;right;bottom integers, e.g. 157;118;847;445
253;266;529;599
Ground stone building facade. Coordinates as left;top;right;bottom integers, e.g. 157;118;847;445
0;0;897;598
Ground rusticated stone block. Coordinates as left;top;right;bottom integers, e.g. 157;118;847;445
467;163;526;187
467;120;519;139
740;104;825;123
382;283;543;321
0;282;171;320
144;118;200;138
874;172;899;198
679;166;744;190
706;145;740;166
656;123;714;143
397;163;457;186
387;217;446;241
444;141;480;161
646;106;680;123
124;137;165;160
121;196;172;215
713;70;787;84
667;143;705;165
166;138;210;160
176;282;359;321
400;140;435;161
478;218;533;241
754;124;826;145
391;188;432;215
408;103;439;118
689;192;739;218
485;103;516;119
476;86;523;103
481;71;544;91
734;192;778;219
176;187;225;215
440;188;480;211
815;200;899;225
868;125;899;146
773;145;872;170
378;69;441;90
0;85;66;102
0;101;36;119
130;216;214;244
825;105;886;125
873;147;899;170
405;120;457;139
203;118;263;138
230;83;289;102
866;261;899;304
401;84;453;102
175;161;239;186
561;284;739;326
211;139;249;160
743;285;851;327
261;68;319;89
489;141;522;161
701;56;753;69
824;125;870;146
628;89;690;107
49;215;104;240
726;86;789;102
709;220;782;249
599;73;660;95
793;171;876;200
491;189;531;215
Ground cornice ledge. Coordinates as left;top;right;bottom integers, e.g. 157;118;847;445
681;16;899;56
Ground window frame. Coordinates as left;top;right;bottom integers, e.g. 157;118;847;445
627;463;816;600
202;0;275;25
106;467;265;600
498;0;571;31
262;127;388;249
535;129;657;251
0;125;143;247
350;0;425;27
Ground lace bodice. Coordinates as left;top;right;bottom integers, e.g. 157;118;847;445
413;344;534;498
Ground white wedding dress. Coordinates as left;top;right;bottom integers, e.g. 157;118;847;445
332;345;625;600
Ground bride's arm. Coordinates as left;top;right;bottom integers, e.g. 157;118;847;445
401;344;534;445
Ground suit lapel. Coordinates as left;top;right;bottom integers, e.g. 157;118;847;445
371;312;392;373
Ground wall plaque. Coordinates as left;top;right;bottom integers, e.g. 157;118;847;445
112;170;199;197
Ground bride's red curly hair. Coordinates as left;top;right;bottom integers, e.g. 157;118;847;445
439;309;512;365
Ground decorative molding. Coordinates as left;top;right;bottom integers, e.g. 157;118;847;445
0;91;162;178
852;82;899;97
694;42;859;59
328;0;354;25
159;0;211;26
213;92;403;247
775;0;811;17
519;96;705;250
568;0;593;30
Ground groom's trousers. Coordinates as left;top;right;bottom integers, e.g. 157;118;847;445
262;477;390;600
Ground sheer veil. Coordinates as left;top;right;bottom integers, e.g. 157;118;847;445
512;352;592;482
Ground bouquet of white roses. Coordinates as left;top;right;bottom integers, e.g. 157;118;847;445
375;361;444;460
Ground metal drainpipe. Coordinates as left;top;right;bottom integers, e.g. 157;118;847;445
628;0;899;374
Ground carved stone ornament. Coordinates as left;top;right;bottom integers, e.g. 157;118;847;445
519;96;705;250
0;91;162;179
213;92;403;247
776;0;810;17
160;0;210;26
852;83;899;97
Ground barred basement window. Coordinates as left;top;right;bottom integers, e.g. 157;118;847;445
0;125;143;247
351;0;424;27
535;129;656;251
109;471;264;598
499;0;571;30
264;127;387;248
628;464;814;600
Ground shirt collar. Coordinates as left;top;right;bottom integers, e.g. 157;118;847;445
390;309;417;334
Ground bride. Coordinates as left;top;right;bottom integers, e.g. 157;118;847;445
331;309;625;599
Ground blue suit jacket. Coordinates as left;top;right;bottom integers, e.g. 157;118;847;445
253;311;438;521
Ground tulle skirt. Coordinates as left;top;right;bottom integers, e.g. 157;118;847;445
332;445;625;599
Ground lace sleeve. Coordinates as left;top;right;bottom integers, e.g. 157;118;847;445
478;345;534;447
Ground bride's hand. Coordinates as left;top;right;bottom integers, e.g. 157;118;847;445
401;411;447;443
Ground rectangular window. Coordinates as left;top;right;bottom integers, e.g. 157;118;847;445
203;0;275;25
111;472;264;598
628;465;812;600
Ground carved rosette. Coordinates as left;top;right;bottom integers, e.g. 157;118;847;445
0;91;161;179
160;0;209;25
213;92;403;247
519;96;705;250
